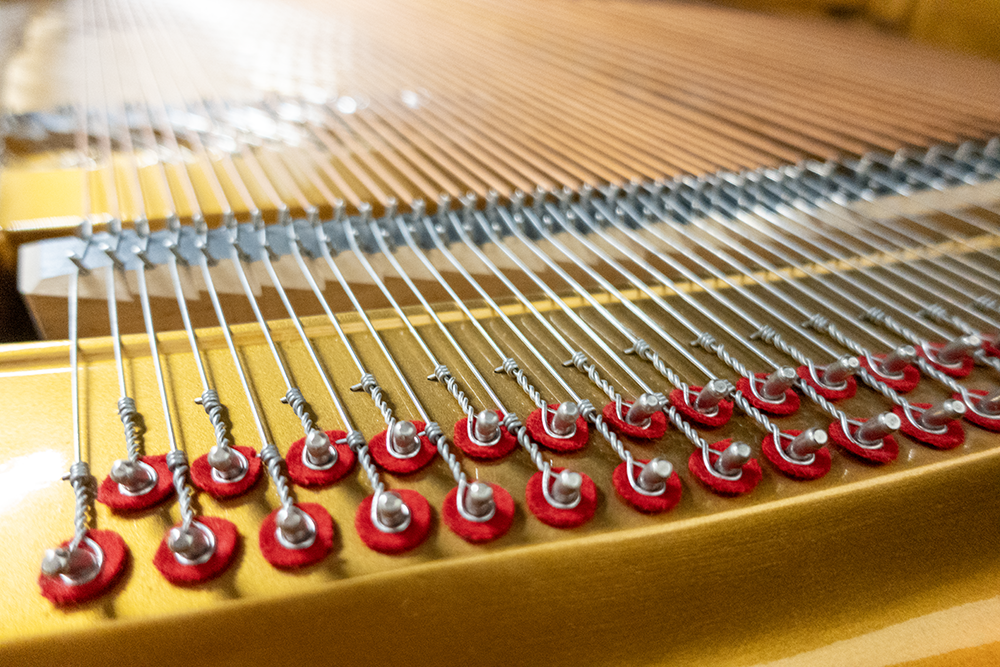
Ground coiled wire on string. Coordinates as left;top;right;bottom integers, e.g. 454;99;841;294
117;396;143;462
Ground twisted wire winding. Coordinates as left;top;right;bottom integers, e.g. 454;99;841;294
801;313;867;355
972;295;998;313
625;339;686;390
423;420;465;485
921;304;967;333
67;462;96;552
497;357;547;410
358;373;395;425
501;412;547;471
283;387;316;435
260;444;294;511
663;405;710;452
433;364;476;419
861;307;923;347
117;396;143;462
691;332;752;379
166;450;196;530
199;389;233;451
576;399;628;462
566;351;619;404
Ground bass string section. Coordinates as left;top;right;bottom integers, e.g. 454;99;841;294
31;137;1000;605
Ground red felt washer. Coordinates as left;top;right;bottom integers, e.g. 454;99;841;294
525;468;597;528
669;387;734;429
735;375;800;416
441;483;515;543
762;430;832;481
858;355;920;394
190;446;263;499
368;421;436;474
153;516;240;585
601;401;668;440
687;440;762;496
893;404;965;450
258;503;335;569
453;412;519;460
981;336;1000;358
828;420;898;464
957;390;1000;432
917;343;975;378
355;489;432;554
39;530;129;606
796;366;857;401
611;460;682;513
525;405;589;452
97;454;175;512
285;431;356;487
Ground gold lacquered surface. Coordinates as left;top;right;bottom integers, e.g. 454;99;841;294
1;297;999;666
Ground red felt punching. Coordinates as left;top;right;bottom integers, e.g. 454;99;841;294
669;387;733;429
893;405;965;450
981;336;1000;358
957;390;1000;432
453;413;519;460
258;503;335;569
356;489;432;554
858;355;920;394
525;405;589;452
796;366;857;401
601;401;668;440
611;460;682;513
285;431;356;487
735;375;800;416
154;517;240;585
762;431;832;481
917;343;975;378
368;421;436;474
828;420;898;464
190;446;262;499
97;454;175;512
687;440;762;496
524;468;597;528
442;483;515;543
39;530;129;606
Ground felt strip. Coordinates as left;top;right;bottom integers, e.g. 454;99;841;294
735;375;799;416
453;412;519;459
97;454;175;512
524;468;597;528
858;355;920;393
828;420;898;464
368;421;436;474
796;366;857;401
893;404;965;450
355;489;432;554
601;402;668;440
956;390;1000;432
669;386;734;429
258;503;335;569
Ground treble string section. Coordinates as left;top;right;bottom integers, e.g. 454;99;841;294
39;251;130;606
344;210;516;542
584;189;905;463
447;194;694;509
414;205;601;527
290;204;433;554
532;192;837;479
473;193;764;497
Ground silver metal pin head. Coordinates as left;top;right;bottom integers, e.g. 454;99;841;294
41;548;70;577
786;428;828;459
304;429;337;467
376;491;410;529
207;444;248;480
464;481;496;518
919;399;966;430
168;523;216;564
937;334;981;365
822;355;860;386
626;393;664;426
882;345;916;375
694;379;732;413
637;458;673;492
551;402;580;436
761;367;797;400
109;458;156;495
855;412;901;444
551;469;583;504
473;410;501;444
715;442;752;476
975;388;1000;416
41;542;101;584
390;421;422;456
276;506;316;547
